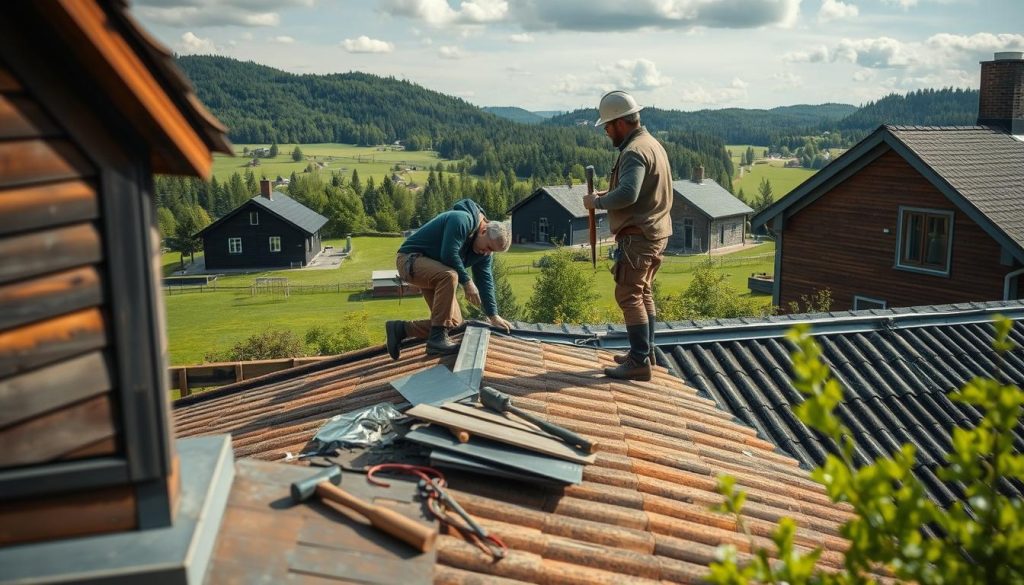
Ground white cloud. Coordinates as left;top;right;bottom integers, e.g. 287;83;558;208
772;71;803;87
508;0;800;32
135;0;314;27
834;37;914;68
378;0;508;26
926;33;1024;56
178;31;217;54
680;78;750;105
273;36;295;44
342;36;395;53
508;33;534;43
783;45;829;63
600;58;672;91
438;45;464;59
818;0;858;22
882;0;917;9
852;69;875;82
505;65;531;76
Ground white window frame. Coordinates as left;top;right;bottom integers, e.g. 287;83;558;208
228;237;242;254
894;206;954;276
249;211;259;225
853;295;887;310
269;236;281;253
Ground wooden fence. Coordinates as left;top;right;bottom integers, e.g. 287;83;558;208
168;356;333;397
162;280;372;295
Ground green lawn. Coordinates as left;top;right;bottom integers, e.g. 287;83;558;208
725;144;767;168
734;160;816;202
213;143;452;187
164;237;774;365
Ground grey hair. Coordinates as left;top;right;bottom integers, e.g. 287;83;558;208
621;112;640;124
485;220;512;252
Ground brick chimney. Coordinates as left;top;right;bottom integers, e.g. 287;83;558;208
260;178;273;200
693;165;704;183
978;51;1024;134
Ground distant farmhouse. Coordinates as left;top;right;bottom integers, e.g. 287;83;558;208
670;167;753;253
753;52;1024;311
197;179;328;270
507;184;611;245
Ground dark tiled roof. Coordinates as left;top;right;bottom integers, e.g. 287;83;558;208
250;192;328;235
887;125;1024;248
174;334;857;583
672;179;753;219
514;185;609;219
511;301;1024;508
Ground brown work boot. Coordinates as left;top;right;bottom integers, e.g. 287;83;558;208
613;352;652;365
604;353;652;382
426;326;460;356
385;320;406;360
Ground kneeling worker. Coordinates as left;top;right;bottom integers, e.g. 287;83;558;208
385;199;513;359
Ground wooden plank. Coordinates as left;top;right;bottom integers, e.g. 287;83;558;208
0;65;20;92
0;481;135;546
405;404;596;464
56;435;117;460
0;266;103;331
0;308;107;378
0;222;102;285
0;393;116;468
0;179;98;236
441;402;544;435
0;351;112;428
0;138;94;188
0;94;60;139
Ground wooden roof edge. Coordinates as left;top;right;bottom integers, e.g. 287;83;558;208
40;0;230;177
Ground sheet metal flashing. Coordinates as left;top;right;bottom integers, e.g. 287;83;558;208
452;324;490;391
0;435;235;585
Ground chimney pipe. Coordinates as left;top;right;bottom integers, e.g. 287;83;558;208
693;165;704;183
978;51;1024;134
260;179;273;200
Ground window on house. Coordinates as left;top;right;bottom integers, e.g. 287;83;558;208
853;296;887;310
249;211;259;225
896;207;953;275
269;236;281;253
719;223;725;244
538;217;549;242
228;237;242;254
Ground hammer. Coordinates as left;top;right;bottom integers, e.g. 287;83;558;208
479;386;596;453
290;466;437;552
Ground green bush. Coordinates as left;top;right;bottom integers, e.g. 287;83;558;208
304;313;372;355
708;316;1024;585
525;248;599;324
204;328;306;362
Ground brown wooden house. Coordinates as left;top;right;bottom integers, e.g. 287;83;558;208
752;52;1024;311
0;0;231;579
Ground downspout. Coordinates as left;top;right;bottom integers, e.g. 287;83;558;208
1003;266;1024;300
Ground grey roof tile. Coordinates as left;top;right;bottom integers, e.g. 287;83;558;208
671;179;753;219
531;184;609;219
250;191;328;234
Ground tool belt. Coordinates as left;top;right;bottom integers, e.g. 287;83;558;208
403;252;421;280
614;225;644;242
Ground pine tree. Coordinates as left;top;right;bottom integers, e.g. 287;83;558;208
754;177;774;212
292;146;303;162
269;141;279;158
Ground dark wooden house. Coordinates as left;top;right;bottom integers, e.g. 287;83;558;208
508;184;610;245
753;52;1024;312
0;1;235;580
669;171;752;253
197;179;327;270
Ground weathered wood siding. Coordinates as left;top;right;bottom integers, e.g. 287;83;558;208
0;61;131;543
779;149;1008;311
511;193;574;245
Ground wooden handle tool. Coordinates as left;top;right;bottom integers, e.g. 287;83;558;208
316;482;437;552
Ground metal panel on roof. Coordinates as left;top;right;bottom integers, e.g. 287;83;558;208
672;179;753;219
250;192;328;234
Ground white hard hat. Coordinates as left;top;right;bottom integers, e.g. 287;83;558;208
595;90;644;127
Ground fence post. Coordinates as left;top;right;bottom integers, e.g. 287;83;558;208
177;368;190;398
234;363;243;383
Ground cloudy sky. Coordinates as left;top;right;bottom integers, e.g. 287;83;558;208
135;0;1024;112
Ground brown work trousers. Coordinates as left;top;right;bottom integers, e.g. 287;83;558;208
613;235;667;326
396;252;464;339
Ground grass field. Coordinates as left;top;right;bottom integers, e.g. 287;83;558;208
212;143;450;187
163;237;774;365
725;144;766;168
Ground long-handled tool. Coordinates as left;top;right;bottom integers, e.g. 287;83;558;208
290;466;437;552
585;165;597;268
479;386;596;453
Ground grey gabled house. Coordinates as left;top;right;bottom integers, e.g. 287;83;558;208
507;184;610;245
670;171;753;253
197;180;328;270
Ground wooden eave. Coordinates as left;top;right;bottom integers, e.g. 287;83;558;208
35;0;231;178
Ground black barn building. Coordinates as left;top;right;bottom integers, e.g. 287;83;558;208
508;184;610;245
198;179;328;270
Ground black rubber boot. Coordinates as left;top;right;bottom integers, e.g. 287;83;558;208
385;320;406;360
614;314;658;366
426;326;460;356
604;324;652;381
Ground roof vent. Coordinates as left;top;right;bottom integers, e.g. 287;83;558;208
994;51;1024;61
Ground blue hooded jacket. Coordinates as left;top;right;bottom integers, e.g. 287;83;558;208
398;199;497;316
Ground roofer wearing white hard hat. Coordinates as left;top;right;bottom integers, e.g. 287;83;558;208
583;90;673;382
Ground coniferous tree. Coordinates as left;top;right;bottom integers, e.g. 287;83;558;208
269;141;279;158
